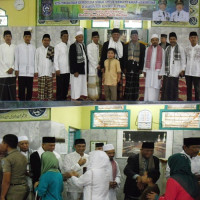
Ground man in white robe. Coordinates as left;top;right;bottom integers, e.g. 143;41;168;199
69;31;88;100
15;31;36;101
35;34;54;100
162;32;186;101
166;137;200;181
87;31;102;100
103;144;121;200
63;139;89;200
0;30;16;100
143;34;165;101
69;151;110;200
54;30;70;100
185;31;200;101
18;136;34;200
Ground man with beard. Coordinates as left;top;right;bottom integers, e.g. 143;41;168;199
103;144;121;200
143;34;165;101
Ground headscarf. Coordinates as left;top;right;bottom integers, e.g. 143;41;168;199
41;151;59;175
168;153;200;199
87;150;110;170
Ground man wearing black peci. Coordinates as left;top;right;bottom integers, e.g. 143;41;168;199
124;142;160;200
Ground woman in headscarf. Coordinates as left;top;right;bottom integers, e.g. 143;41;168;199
147;153;200;200
34;151;63;200
69;150;110;200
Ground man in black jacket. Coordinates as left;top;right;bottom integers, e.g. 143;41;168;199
30;137;59;185
124;142;160;200
100;28;125;100
69;31;88;100
123;30;146;101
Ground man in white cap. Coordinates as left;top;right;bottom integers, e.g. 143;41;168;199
143;34;165;101
103;144;121;200
69;31;88;101
18;136;34;200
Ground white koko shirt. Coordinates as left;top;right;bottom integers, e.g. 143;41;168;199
185;44;200;77
15;42;36;77
107;160;121;200
0;43;16;78
54;42;70;74
35;45;54;77
63;151;89;193
166;151;200;177
164;45;186;77
87;41;100;76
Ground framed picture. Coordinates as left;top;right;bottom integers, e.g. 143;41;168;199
92;20;110;28
116;130;173;159
124;20;143;29
90;141;107;151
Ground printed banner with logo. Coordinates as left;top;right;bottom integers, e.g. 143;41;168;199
0;108;51;122
38;0;192;22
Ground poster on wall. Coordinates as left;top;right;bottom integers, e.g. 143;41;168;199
117;131;167;159
152;0;199;27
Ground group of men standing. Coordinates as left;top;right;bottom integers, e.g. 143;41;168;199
82;28;200;102
144;31;200;101
0;27;200;101
0;30;88;101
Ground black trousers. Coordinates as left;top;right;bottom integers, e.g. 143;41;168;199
97;69;102;100
160;76;167;101
124;195;139;200
18;76;33;101
163;76;179;101
0;77;16;101
124;72;140;101
56;73;70;100
185;75;200;101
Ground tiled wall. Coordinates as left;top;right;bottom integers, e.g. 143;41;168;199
0;120;68;154
0;26;83;47
1;26;199;49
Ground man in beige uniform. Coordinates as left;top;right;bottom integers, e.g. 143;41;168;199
1;134;29;200
0;138;6;194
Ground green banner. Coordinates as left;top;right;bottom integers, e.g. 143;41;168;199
37;0;197;26
0;108;51;122
37;0;157;23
